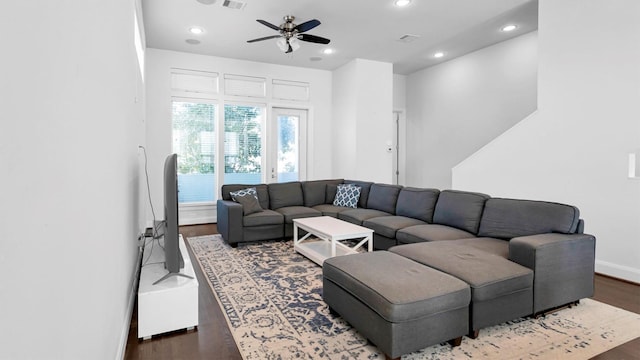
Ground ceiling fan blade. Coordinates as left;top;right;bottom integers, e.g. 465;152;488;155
256;19;281;31
298;34;331;44
294;19;320;33
247;35;282;43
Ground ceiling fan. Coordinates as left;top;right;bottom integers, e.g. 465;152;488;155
247;15;331;53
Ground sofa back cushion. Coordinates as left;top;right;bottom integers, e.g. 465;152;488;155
432;190;490;234
302;179;344;207
344;180;374;208
366;183;403;214
478;198;581;239
395;187;440;222
222;184;269;210
268;181;304;209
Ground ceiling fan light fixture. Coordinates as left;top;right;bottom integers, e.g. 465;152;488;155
276;38;288;52
289;37;301;52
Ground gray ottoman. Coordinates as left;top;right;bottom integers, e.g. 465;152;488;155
323;251;470;360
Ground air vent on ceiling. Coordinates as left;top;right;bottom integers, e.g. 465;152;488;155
222;0;246;10
398;34;420;43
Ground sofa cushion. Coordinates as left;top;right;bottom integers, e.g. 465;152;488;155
449;237;510;258
311;204;351;218
366;183;403;214
333;184;361;208
363;216;426;239
478;198;581;239
344;180;373;208
390;242;533;302
396;224;475;244
274;206;322;223
268;182;303;210
432;190;489;234
395;187;440;223
243;209;284;227
339;208;391;225
302;179;343;207
222;184;270;210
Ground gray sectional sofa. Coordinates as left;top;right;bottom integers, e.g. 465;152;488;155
217;179;596;359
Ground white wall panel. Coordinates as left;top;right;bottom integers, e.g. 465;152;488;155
272;79;310;101
224;74;266;97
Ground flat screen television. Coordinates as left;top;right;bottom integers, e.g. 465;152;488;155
153;153;193;285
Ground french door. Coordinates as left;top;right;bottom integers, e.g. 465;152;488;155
269;108;308;183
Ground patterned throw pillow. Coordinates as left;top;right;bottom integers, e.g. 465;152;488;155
230;187;258;201
229;187;263;215
333;184;361;208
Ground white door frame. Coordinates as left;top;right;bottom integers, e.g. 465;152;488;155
268;107;308;183
393;109;407;185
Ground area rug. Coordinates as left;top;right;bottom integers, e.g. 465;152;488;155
187;235;640;359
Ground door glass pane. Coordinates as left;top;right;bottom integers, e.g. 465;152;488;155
172;101;216;203
277;115;299;182
224;104;263;184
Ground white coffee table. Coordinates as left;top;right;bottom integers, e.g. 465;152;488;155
293;216;373;265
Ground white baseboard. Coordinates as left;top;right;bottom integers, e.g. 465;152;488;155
595;259;640;284
116;246;144;360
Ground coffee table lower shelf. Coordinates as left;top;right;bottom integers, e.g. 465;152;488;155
294;240;359;265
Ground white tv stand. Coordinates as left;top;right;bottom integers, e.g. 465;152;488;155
137;234;199;340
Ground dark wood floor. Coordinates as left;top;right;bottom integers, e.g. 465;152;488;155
124;224;640;360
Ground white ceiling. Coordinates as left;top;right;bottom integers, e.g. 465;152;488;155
142;0;538;75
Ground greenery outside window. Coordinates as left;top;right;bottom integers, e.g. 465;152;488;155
172;100;217;203
224;104;264;184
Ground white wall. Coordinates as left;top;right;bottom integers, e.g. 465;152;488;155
0;1;145;359
332;61;359;179
405;31;538;189
393;74;407;110
145;48;333;224
332;59;394;183
453;0;640;282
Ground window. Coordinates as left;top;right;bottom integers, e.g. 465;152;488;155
171;100;217;203
223;104;264;184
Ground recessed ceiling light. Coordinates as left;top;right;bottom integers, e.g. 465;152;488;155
433;52;445;58
309;57;322;62
501;24;518;32
196;0;216;4
189;27;204;35
322;48;334;55
185;39;201;45
394;0;412;7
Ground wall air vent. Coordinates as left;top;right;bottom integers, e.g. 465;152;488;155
398;34;420;43
222;0;246;10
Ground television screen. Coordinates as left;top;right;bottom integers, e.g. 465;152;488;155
153;153;192;285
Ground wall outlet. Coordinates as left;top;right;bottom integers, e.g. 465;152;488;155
144;227;154;237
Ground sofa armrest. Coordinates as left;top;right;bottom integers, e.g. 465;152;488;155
509;233;595;314
217;199;244;245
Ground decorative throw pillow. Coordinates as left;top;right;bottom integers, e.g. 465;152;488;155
230;187;263;215
333;184;361;208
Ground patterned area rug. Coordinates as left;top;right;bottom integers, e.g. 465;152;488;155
187;235;640;360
